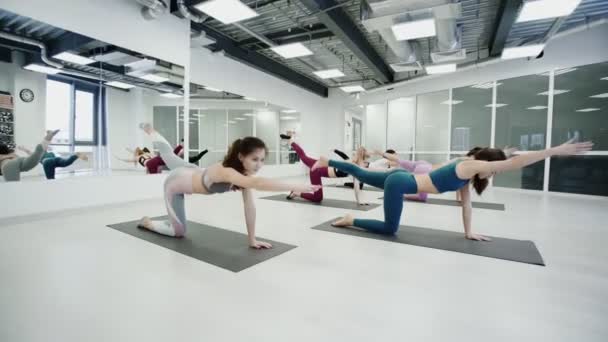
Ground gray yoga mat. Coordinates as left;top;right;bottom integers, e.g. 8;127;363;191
378;196;505;211
327;184;383;192
108;216;296;272
260;194;381;211
311;219;544;266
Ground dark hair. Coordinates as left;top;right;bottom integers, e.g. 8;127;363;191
470;147;507;195
0;142;14;155
222;137;267;174
142;147;151;153
385;149;396;154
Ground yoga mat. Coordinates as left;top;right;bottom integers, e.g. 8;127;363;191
108;216;296;272
378;197;505;211
311;219;544;266
260;194;381;211
327;184;383;192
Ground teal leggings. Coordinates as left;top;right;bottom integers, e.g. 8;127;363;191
329;159;418;235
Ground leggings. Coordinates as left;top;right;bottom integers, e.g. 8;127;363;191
398;159;432;201
329;159;418;235
173;145;208;164
41;154;79;179
152;133;192;171
334;149;365;189
1;144;45;182
291;142;328;202
145;166;198;237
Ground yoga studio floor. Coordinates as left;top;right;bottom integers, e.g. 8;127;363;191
1;177;606;342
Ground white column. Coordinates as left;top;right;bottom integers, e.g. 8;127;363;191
543;70;555;192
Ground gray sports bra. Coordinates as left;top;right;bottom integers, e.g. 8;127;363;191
202;169;234;194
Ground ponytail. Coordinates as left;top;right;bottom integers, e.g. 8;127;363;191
469;147;507;195
222;137;267;174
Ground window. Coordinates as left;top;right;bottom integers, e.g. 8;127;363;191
451;85;492;151
387;97;416;155
416;90;450;152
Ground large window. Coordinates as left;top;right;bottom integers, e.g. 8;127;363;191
387;97;415;155
416;90;449;153
451;84;493;151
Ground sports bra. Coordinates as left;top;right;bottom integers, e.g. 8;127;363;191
201;169;234;194
428;160;469;193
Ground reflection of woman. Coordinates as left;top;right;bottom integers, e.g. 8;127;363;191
174;139;208;164
0;129;60;182
17;146;88;180
312;139;592;241
137;123;319;249
114;147;164;174
282;135;370;205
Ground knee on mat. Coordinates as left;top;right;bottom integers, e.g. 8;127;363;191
384;222;400;235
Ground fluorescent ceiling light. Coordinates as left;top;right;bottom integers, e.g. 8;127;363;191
313;69;345;79
228;120;237;124
538;68;577;77
23;63;60;75
590;93;608;98
280;116;297;120
194;0;259;24
235;117;246;120
53;52;96;65
501;44;545;59
160;93;182;98
138;73;169;83
425;63;456;74
441;100;463;105
358;105;364;108
471;82;501;89
517;0;582;23
340;85;366;93
105;81;135;89
527;106;548;110
576;108;601;112
485;103;508;108
538;89;570;96
205;86;222;92
271;43;313;59
281;109;297;113
243;113;255;117
601;77;608;81
391;18;436;41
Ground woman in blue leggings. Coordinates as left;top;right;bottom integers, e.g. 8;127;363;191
18;146;88;179
312;139;592;241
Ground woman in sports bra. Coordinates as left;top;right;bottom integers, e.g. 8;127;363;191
311;139;593;241
137;123;320;249
280;134;371;205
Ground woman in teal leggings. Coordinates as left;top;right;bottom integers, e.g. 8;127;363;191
313;139;592;241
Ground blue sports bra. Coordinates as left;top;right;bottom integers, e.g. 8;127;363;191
428;160;469;193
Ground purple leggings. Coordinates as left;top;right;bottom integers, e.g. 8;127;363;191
291;142;328;202
398;159;432;201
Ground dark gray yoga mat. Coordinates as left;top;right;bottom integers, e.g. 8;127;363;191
108;216;296;272
260;194;381;211
379;197;505;211
327;184;383;192
311;219;544;266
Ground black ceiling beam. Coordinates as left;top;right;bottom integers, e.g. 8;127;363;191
489;0;523;57
191;22;328;97
237;23;333;48
0;47;12;63
47;31;95;57
0;38;40;54
298;0;393;83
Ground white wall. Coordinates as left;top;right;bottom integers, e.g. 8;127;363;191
359;22;608;105
0;0;190;66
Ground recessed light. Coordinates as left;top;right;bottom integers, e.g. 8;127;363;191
601;77;608;81
280;116;297;120
23;63;60;74
471;82;501;89
271;43;313;59
486;103;508;108
441;100;463;105
53;52;96;65
502;44;545;59
590;93;608;98
281;109;297;113
391;18;436;41
243;113;255;117
228;120;237;124
105;81;135;89
425;63;456;74
340;85;366;93
538;89;570;96
138;73;169;83
234;117;246;120
517;0;582;23
193;0;259;24
576;108;601;112
313;69;345;79
160;93;182;98
527;106;548;110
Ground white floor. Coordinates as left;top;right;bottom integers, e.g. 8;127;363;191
1;179;607;342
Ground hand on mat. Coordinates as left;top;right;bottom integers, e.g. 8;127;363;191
466;233;491;241
554;139;593;156
249;239;273;249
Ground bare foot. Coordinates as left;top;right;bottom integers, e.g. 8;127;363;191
45;129;60;141
139;123;154;135
76;152;88;161
331;214;354;228
311;156;329;171
137;216;152;230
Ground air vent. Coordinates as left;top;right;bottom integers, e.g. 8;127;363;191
390;61;423;72
431;48;466;63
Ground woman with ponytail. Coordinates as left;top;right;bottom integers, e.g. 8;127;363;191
137;123;320;249
310;139;592;241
